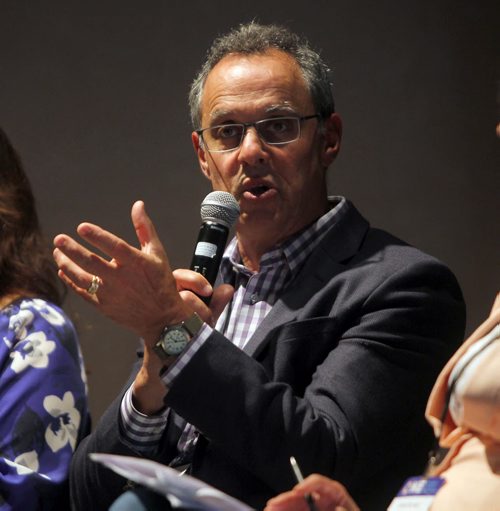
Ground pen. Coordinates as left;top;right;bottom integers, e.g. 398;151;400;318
289;456;319;511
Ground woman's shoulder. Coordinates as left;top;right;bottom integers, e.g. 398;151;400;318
1;296;79;355
0;296;87;397
2;296;74;328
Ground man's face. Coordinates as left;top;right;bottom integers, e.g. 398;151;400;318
192;49;341;246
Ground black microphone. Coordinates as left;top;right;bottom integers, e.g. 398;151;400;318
190;191;240;302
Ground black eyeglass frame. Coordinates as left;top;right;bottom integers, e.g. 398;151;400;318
196;114;321;153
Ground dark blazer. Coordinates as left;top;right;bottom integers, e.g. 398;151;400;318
70;201;465;511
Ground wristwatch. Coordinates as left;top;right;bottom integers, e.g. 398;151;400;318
153;312;204;360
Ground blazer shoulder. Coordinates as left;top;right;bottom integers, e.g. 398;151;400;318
315;202;465;315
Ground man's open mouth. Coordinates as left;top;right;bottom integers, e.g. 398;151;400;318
249;185;270;197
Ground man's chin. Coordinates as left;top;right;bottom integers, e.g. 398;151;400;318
238;210;290;239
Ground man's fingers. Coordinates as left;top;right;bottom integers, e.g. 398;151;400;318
131;200;165;257
53;244;104;289
294;475;360;511
173;269;212;296
173;269;234;325
54;234;107;269
264;490;308;511
57;201;170;277
57;270;98;305
76;222;139;265
211;284;234;321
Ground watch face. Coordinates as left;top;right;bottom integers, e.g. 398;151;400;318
163;327;188;356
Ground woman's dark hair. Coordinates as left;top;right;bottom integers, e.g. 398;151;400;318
0;127;63;305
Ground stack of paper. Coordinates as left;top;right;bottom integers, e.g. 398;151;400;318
90;453;254;511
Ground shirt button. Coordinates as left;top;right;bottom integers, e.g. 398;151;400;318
250;293;259;304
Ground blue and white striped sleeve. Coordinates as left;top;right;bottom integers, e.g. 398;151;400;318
119;324;213;451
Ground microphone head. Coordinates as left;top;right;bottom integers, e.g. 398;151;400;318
200;191;240;229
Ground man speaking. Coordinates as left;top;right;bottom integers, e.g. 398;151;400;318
53;22;465;511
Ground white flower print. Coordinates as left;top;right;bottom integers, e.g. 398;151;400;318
23;299;65;326
8;308;35;341
4;451;50;480
10;331;56;373
44;391;81;453
4;450;39;474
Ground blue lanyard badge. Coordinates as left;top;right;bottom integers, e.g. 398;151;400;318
387;476;445;511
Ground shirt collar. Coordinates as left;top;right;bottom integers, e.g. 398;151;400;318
221;196;347;282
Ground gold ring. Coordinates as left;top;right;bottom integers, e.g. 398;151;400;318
87;275;101;295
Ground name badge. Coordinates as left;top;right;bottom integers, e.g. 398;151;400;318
387;476;445;511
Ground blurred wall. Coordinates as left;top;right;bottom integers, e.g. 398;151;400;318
1;0;498;422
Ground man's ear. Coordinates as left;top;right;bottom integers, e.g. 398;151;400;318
320;113;342;168
192;131;211;180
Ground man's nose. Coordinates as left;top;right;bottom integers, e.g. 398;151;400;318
237;126;268;165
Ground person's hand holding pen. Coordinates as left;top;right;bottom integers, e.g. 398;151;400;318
264;468;360;511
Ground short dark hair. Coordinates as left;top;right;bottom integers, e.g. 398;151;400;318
0;127;63;305
189;22;335;129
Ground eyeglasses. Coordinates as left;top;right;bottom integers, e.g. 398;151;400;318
196;114;320;153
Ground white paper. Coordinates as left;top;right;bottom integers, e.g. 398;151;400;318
90;453;254;511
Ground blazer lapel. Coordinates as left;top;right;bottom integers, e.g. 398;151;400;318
244;201;369;357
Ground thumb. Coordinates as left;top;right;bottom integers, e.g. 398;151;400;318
131;200;164;257
210;284;235;324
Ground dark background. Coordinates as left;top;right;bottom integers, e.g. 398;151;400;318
1;0;498;422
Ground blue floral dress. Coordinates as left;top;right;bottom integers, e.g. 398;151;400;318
0;298;89;510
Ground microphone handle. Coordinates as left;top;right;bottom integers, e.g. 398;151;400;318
190;221;229;303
